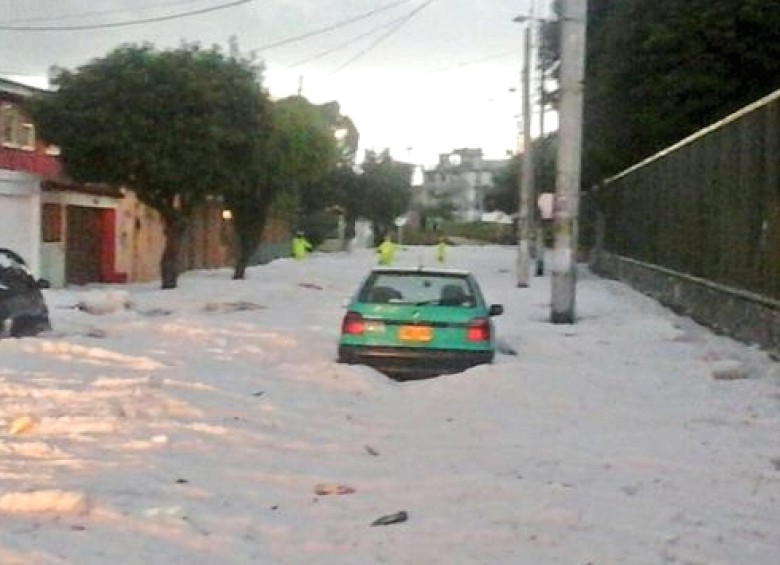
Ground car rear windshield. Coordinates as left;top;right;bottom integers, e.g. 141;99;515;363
359;273;476;307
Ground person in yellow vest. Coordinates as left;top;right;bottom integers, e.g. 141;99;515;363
376;235;396;265
291;231;313;260
435;236;447;264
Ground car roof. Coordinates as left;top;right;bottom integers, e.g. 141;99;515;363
0;248;28;269
370;266;472;277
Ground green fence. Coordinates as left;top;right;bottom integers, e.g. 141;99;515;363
592;89;780;301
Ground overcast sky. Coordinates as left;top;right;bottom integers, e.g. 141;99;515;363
0;0;546;166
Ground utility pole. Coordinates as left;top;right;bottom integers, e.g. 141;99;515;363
535;19;547;277
551;0;587;323
516;23;533;288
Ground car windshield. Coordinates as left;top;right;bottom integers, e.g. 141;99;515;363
360;272;476;307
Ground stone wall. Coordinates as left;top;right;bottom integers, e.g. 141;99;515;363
590;251;780;359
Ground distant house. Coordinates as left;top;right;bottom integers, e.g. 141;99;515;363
415;148;509;222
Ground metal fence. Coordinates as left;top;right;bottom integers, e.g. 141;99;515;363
591;89;780;301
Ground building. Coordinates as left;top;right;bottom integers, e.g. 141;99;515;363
0;76;254;287
415;148;509;222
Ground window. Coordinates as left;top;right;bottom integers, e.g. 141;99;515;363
1;102;35;150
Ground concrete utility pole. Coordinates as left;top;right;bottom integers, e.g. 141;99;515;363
516;23;533;288
551;0;587;323
535;19;547;277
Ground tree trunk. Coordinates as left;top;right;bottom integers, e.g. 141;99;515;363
231;200;272;280
233;261;247;280
160;219;185;289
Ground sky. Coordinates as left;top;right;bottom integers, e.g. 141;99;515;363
0;0;549;167
1;244;779;564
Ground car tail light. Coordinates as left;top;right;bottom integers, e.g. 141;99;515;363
466;317;491;342
341;311;365;335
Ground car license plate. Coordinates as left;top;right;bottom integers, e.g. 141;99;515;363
398;325;432;342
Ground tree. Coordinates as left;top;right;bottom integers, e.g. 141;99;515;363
539;0;780;185
294;101;360;242
28;43;265;288
356;150;413;242
299;149;412;246
486;133;557;216
225;95;338;279
299;166;361;241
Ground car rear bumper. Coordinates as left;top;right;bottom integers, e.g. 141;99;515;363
338;345;494;378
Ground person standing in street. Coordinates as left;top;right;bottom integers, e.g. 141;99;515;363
376;235;396;265
291;231;313;260
435;236;447;264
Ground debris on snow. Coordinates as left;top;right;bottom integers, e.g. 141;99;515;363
204;301;265;313
364;444;380;456
314;483;356;496
371;510;408;526
7;415;36;435
76;291;131;315
710;360;749;381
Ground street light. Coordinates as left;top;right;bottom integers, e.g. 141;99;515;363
512;15;534;288
514;11;555;280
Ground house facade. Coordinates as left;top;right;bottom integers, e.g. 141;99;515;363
1;77;60;277
1;76;135;286
0;76;245;287
415;148;509;222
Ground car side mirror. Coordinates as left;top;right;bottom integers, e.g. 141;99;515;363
489;304;503;316
37;278;51;289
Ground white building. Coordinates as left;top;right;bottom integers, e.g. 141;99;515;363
415;148;508;222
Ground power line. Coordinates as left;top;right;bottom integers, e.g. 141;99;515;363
286;10;418;69
0;0;209;25
428;50;517;74
332;0;434;74
256;0;415;51
0;0;256;31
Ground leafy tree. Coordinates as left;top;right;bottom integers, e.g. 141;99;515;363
293;100;360;242
486;133;557;215
300;165;362;240
226;95;338;279
485;154;521;216
357;150;413;242
317;101;359;167
539;0;780;185
299;149;412;245
28;43;265;288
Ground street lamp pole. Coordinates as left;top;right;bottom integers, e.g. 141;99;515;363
515;20;534;288
550;0;587;323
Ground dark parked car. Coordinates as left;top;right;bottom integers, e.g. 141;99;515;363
0;248;51;338
338;267;503;379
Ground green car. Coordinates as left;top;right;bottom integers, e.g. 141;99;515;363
338;267;504;379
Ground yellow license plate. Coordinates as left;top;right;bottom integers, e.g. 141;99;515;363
398;325;433;342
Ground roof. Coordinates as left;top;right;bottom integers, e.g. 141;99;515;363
370;266;472;276
42;179;124;198
0;76;48;99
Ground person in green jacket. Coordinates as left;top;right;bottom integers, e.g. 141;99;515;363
376;235;396;265
291;231;313;260
435;236;447;264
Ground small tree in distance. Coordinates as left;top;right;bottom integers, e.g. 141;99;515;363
226;95;339;279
